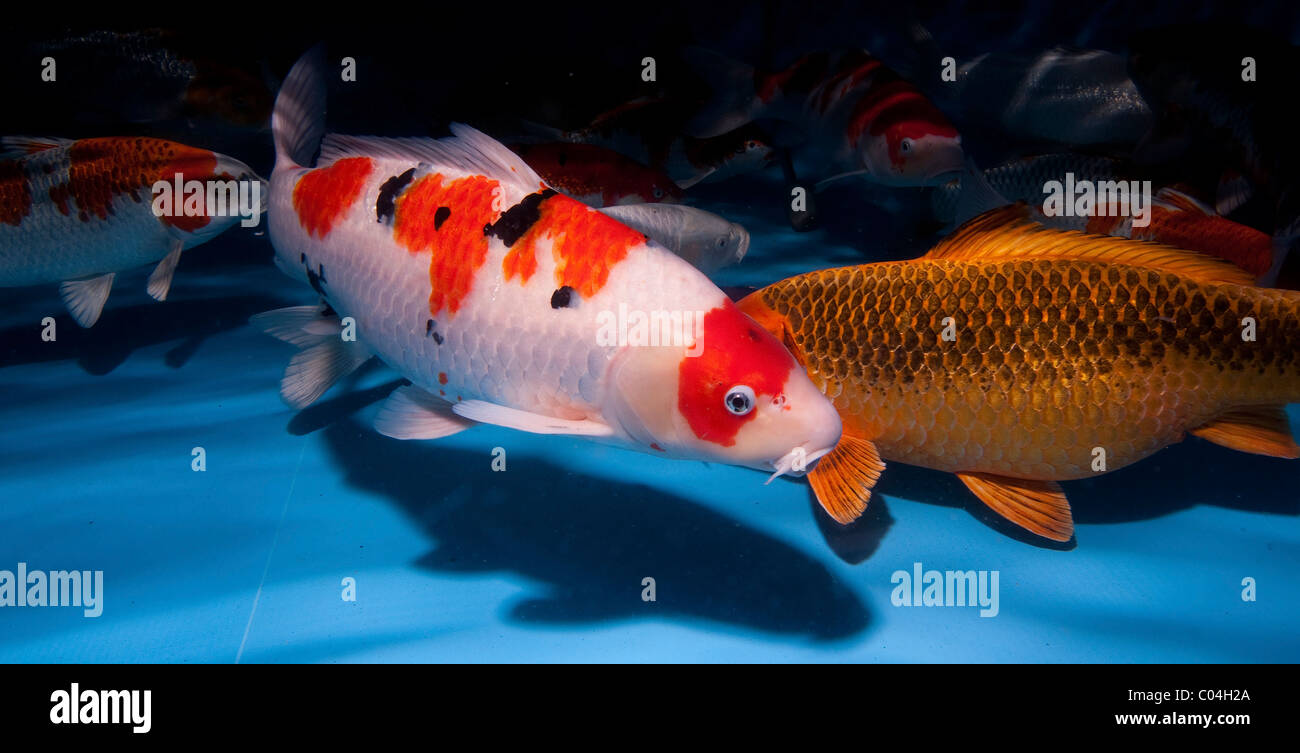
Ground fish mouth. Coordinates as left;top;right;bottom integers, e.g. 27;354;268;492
764;445;835;484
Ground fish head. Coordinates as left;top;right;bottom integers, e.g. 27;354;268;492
728;133;777;171
155;148;268;243
724;222;750;264
685;220;750;274
860;118;964;187
606;299;842;475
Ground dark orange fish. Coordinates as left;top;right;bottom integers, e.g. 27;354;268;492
740;206;1300;541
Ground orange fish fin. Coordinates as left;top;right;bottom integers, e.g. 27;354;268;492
807;435;885;524
925;204;1255;287
1191;406;1300;458
956;472;1074;542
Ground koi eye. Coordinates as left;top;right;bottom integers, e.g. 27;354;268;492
746;140;759;150
900;138;913;154
724;385;756;416
653;187;664;199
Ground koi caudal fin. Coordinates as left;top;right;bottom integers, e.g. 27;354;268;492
272;45;328;171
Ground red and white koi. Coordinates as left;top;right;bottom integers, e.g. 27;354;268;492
258;49;841;477
686;48;964;187
0;136;264;326
1085;187;1282;282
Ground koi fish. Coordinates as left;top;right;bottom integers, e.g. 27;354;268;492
931;153;1132;226
598;204;748;274
685;48;964;188
935;158;1287;283
508;142;682;206
739;205;1300;541
258;49;841;478
1085;188;1282;283
0;136;264;327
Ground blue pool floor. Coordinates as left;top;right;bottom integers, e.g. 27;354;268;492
1;177;1297;662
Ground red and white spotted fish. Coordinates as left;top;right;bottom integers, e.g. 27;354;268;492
507;142;683;207
0;136;265;327
258;49;842;477
685;48;964;188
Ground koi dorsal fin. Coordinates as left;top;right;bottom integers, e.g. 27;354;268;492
1;136;73;158
924;204;1256;287
319;124;544;196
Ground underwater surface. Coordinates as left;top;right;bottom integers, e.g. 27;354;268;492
2;3;1299;662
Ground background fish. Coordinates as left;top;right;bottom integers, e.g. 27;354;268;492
260;48;841;477
931;152;1133;226
685;48;965;188
598;203;749;274
739;206;1300;541
0;135;264;326
508;142;683;206
1088;188;1283;282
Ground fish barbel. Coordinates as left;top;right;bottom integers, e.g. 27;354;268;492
739;205;1300;541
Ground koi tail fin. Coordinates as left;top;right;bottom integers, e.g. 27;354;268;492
272;45;328;171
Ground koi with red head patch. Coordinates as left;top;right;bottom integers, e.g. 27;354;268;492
259;48;841;478
0;135;265;327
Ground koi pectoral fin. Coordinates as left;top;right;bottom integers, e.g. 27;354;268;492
374;385;473;440
147;241;184;302
59;272;115;328
807;435;885;525
957;472;1073;542
451;399;615;437
1191;406;1300;459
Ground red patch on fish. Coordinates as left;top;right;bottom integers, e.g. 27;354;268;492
293;157;373;239
677;301;794;447
0;159;31;226
847;80;958;154
502;192;645;297
42;138;219;229
392;172;501;317
1138;209;1273;278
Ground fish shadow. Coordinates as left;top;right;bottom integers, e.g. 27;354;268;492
320;417;871;641
0;294;290;374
